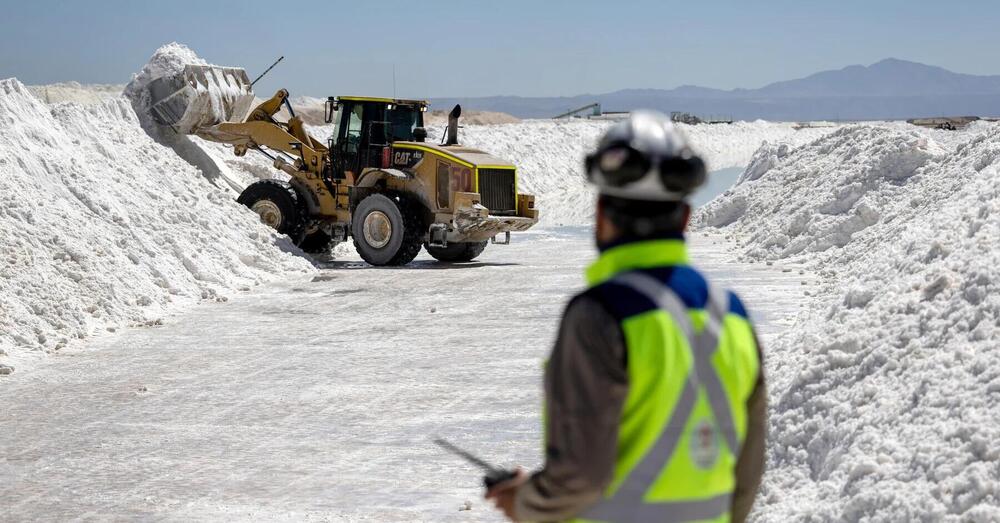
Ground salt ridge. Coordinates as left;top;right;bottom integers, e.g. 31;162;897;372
0;77;313;373
448;119;835;226
697;123;1000;520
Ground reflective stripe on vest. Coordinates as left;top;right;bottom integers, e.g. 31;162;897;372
582;271;737;523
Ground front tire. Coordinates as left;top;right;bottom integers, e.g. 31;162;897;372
425;241;488;262
352;193;424;266
237;180;304;236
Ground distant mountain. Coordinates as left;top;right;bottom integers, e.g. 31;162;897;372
753;58;1000;97
430;59;1000;120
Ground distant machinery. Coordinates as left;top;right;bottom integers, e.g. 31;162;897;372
907;116;980;131
670;111;702;125
670;111;733;125
552;105;732;123
553;103;602;119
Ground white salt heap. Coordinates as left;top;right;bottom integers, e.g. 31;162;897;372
0;77;313;373
123;42;208;120
122;43;260;193
697;123;1000;520
449;119;835;226
123;42;253;134
27;82;124;105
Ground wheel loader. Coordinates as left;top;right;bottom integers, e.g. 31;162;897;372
145;64;538;266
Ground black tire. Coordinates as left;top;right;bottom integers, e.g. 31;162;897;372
237;180;304;237
425;241;488;262
298;230;336;254
352;193;425;266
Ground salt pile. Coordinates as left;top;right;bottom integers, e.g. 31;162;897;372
450;119;836;226
0;77;313;373
699;125;947;257
124;43;207;123
26;82;124;105
697;124;1000;520
122;43;260;194
124;42;252;135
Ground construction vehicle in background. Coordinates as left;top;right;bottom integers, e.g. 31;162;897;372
144;63;538;266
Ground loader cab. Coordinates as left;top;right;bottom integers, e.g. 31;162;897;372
326;96;428;179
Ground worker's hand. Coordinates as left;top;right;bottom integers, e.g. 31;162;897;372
485;467;529;521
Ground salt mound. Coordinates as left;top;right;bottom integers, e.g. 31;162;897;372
697;125;946;257
123;43;252;193
737;141;791;184
681;120;833;171
446;119;836;226
0;78;313;373
27;82;124;105
123;42;207;119
697;122;1000;519
758;125;1000;521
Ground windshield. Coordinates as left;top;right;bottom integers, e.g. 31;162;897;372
387;105;424;141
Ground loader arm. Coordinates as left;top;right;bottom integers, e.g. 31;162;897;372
194;89;331;180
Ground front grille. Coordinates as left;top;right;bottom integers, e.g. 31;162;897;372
478;168;516;214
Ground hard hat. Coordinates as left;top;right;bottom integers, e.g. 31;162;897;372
585;111;706;201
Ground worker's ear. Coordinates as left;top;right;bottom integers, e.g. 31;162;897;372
596;196;607;227
595;197;617;244
595;197;604;242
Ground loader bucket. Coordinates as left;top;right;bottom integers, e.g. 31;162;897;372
147;64;255;134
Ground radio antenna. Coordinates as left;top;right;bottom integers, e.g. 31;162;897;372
251;56;284;88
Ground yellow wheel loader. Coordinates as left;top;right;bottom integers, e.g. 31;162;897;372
146;64;538;266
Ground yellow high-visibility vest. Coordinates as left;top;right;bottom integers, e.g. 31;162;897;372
562;239;760;523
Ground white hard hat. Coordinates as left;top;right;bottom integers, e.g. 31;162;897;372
585;111;706;201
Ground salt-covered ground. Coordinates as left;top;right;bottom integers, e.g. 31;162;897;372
6;41;998;521
0;229;813;522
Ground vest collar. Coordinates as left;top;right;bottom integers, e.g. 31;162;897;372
586;237;689;287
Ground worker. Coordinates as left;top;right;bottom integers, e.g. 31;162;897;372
486;111;767;522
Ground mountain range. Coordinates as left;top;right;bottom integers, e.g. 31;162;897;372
430;59;1000;121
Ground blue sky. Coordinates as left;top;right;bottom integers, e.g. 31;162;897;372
1;0;998;98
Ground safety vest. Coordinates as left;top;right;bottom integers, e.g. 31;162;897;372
565;238;760;523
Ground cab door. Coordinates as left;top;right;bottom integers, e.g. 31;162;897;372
334;101;389;178
334;101;365;179
359;102;389;170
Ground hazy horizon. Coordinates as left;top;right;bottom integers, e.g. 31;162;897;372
3;0;1000;99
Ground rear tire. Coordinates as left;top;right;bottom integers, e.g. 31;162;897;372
425;241;488;262
237;180;304;237
298;230;336;254
352;193;425;266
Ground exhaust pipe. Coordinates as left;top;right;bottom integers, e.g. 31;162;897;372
445;104;462;145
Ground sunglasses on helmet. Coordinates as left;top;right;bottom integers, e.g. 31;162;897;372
585;144;707;192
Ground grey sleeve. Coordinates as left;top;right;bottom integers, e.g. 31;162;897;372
730;333;767;523
513;294;628;522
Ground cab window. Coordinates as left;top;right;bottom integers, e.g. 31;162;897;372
388;106;423;141
345;104;364;153
330;104;344;145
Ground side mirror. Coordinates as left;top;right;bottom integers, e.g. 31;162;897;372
324;97;338;123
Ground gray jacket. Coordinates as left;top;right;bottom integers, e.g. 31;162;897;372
513;292;767;523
